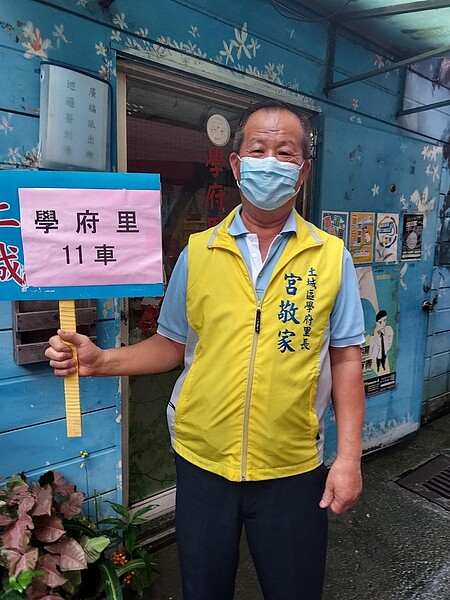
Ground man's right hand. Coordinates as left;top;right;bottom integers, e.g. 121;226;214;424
45;329;104;377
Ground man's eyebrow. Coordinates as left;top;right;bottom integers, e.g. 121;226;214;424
245;135;266;145
245;135;298;146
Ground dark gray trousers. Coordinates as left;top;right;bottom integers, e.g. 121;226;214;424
175;454;328;600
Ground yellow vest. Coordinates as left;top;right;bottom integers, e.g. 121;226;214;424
172;208;343;481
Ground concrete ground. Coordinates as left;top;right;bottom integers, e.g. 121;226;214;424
146;412;450;599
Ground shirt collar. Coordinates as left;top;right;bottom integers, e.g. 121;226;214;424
228;205;298;238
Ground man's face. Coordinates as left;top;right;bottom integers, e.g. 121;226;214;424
375;315;387;333
229;109;311;212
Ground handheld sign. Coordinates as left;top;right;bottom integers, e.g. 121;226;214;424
0;171;163;437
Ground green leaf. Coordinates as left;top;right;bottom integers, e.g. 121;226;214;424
62;569;82;596
104;534;122;547
64;519;99;538
130;505;154;521
15;570;45;591
0;570;44;599
128;552;159;593
98;561;123;600
81;535;111;564
115;558;146;578
105;503;129;519
137;548;158;582
137;547;156;566
7;474;28;490
97;518;126;527
0;589;25;600
124;529;136;556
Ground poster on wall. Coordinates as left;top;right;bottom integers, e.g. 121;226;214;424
349;212;375;263
321;210;348;246
357;266;399;396
401;213;424;260
375;213;399;263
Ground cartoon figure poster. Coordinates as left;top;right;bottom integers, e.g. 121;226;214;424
321;211;348;246
349;212;375;264
401;213;423;260
375;213;399;263
357;265;398;396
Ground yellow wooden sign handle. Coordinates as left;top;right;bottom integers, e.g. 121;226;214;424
59;300;82;437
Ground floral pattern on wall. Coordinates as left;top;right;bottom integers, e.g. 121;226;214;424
373;53;393;77
422;144;442;182
0;16;71;166
0;114;13;135
363;414;417;449
90;12;294;89
410;186;436;227
19;20;71;60
0;108;39;169
3;144;39;169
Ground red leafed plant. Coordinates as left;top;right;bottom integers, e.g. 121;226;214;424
0;471;109;600
1;471;158;600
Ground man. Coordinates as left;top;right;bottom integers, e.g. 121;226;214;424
46;100;365;600
370;309;393;372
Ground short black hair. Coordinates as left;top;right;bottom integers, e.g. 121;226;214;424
232;99;312;159
376;309;387;321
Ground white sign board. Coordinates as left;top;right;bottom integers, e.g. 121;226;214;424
39;63;111;171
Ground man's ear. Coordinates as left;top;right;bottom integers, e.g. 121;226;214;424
298;159;311;187
229;152;240;181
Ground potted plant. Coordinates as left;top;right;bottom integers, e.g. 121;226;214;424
0;471;157;599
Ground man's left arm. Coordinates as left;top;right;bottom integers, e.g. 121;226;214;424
319;344;365;515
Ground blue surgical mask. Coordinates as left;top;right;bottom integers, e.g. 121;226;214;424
236;156;304;211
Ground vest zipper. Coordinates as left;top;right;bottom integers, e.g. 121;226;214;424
255;307;261;333
241;299;263;481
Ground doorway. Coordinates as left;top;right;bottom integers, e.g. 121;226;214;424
118;62;252;516
116;60;315;518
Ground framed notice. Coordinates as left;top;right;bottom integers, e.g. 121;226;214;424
39;62;111;171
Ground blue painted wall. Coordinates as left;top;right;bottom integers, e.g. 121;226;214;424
0;0;448;496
